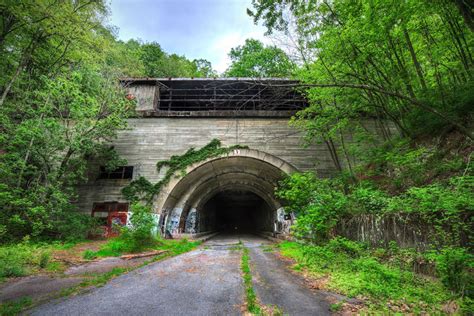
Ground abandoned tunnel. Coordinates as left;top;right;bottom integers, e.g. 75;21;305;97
196;190;273;233
156;149;296;236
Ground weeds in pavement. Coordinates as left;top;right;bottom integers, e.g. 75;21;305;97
0;297;32;316
241;247;261;314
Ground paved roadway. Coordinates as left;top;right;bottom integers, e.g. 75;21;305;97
30;234;330;316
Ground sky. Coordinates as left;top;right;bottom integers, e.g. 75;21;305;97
108;0;271;73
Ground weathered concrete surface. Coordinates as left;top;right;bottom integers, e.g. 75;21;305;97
245;236;331;315
64;256;151;276
75;117;337;213
29;234;333;316
0;276;84;303
0;257;151;304
30;235;245;316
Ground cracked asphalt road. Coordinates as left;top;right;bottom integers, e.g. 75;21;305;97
30;234;330;316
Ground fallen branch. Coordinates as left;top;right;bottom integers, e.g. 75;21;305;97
120;250;168;260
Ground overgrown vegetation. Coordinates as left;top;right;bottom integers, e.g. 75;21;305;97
242;1;474;313
225;39;294;77
0;297;32;316
0;239;80;280
83;237;199;259
275;138;473;312
276;148;473;247
0;1;218;243
0;0;472;313
81;202;199;258
241;247;261;314
279;240;472;313
122;139;248;203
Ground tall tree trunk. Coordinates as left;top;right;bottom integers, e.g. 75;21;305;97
452;0;474;32
0;38;35;107
338;129;356;183
324;137;343;172
403;27;427;90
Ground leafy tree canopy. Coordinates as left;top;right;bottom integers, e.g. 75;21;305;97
0;0;215;241
225;38;294;77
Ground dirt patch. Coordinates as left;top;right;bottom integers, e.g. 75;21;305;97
0;275;84;303
1;242;157;305
52;240;108;266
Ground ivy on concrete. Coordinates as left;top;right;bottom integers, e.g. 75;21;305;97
122;139;248;204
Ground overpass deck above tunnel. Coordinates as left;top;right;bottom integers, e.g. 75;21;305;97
120;77;308;116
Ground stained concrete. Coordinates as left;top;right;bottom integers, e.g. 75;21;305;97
29;235;333;316
30;236;245;316
245;236;331;315
75;116;353;213
0;276;84;303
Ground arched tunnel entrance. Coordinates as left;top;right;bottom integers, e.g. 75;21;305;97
155;149;296;236
199;190;274;233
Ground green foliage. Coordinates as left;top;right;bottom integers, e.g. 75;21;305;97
0;0;217;243
123;139;248;203
0;241;58;279
83;250;97;260
250;0;474;139
279;240;453;313
0;297;32;316
428;247;474;296
241;247;261;314
358;138;469;191
225;38;294;77
119;203;156;252
386;175;473;246
329;302;343;312
348;186;389;214
38;251;50;269
84;236;200;259
138;41;216;78
277;169;472;247
0;64;134;241
276;172;347;241
82;204;158;257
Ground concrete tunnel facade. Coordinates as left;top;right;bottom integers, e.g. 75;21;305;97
155;148;297;235
75;78;395;237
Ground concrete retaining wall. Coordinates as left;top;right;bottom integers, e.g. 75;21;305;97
76;117;392;216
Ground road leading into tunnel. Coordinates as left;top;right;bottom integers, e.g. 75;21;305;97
30;234;330;316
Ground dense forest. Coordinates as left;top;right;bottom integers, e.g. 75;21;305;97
247;0;473;312
0;0;220;242
0;0;473;314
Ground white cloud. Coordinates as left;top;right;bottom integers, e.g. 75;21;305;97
210;29;272;74
109;0;275;75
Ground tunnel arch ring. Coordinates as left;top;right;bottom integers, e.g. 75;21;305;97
154;149;298;234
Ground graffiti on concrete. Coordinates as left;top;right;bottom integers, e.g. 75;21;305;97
185;208;199;233
274;207;293;235
167;208;182;235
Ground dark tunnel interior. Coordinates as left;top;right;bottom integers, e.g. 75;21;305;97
198;190;274;233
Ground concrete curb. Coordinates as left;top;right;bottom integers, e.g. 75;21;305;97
193;232;219;242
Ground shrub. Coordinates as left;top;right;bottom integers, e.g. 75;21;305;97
327;237;365;258
55;211;99;242
38;251;50;268
280;240;450;311
276;173;347;242
119;203;157;252
349;186;388;214
0;243;35;278
387;176;473;246
432;247;473;296
83;250;97;260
